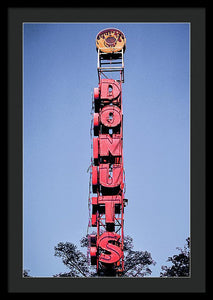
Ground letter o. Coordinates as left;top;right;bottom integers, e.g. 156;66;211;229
100;105;121;128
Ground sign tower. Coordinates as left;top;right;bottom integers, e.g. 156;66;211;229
89;28;127;276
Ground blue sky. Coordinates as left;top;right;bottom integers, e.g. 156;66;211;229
23;23;190;277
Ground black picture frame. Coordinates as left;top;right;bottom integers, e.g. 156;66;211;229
7;5;206;293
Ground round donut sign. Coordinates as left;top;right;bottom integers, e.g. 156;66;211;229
96;28;126;53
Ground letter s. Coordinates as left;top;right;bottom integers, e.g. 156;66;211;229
97;232;122;264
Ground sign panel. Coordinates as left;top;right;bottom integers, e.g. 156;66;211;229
96;28;126;53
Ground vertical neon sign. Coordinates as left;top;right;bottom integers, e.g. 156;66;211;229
89;28;127;276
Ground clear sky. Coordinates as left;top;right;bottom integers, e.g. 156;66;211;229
23;23;190;277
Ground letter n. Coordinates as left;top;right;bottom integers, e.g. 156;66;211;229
99;134;122;157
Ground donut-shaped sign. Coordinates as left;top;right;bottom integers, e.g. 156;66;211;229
96;28;126;53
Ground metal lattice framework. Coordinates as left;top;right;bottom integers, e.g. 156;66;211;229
88;28;127;276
